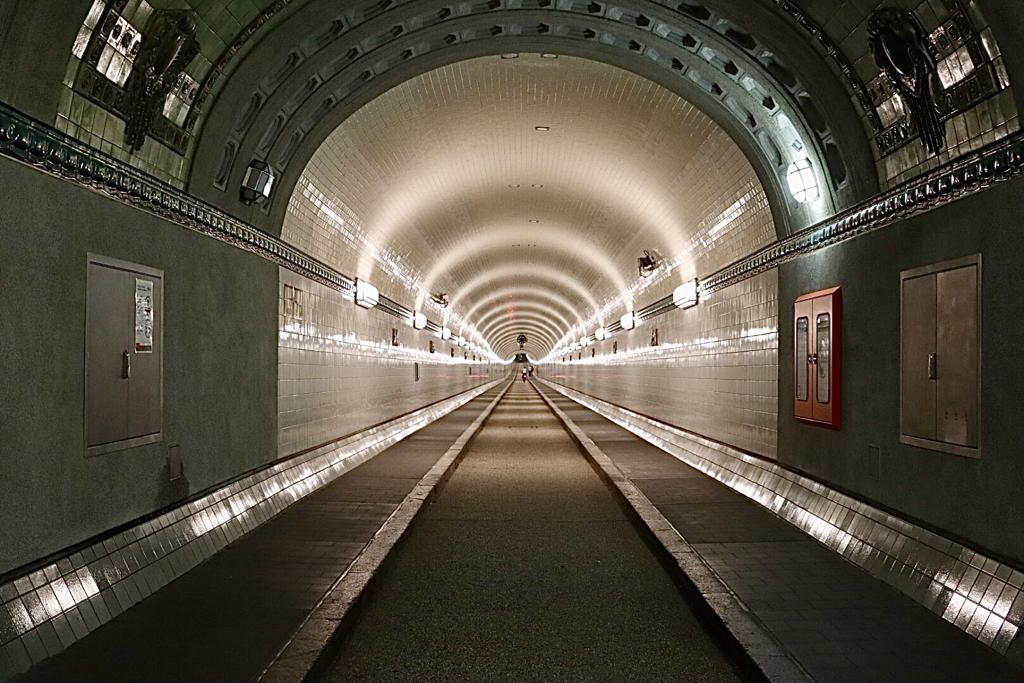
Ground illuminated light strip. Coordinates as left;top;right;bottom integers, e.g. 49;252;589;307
0;379;505;676
298;179;499;356
538;378;1024;656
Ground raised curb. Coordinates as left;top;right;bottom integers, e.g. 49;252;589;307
532;381;812;683
537;378;1024;664
257;380;513;683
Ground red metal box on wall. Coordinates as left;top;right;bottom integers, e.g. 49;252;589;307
794;287;841;429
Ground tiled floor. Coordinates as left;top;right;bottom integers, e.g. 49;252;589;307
545;392;1023;683
13;387;502;683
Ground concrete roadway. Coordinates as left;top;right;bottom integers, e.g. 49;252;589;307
319;381;749;682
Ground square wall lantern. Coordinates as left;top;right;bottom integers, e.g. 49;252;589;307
240;160;275;205
620;312;636;330
355;279;379;309
673;279;699;309
412;311;427;329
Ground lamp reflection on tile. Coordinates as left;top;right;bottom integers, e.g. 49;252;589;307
540;377;1023;657
0;377;503;678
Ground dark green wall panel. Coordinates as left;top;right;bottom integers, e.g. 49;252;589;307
778;176;1024;566
0;157;278;576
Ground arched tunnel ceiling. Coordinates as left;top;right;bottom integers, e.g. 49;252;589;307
51;0;1018;233
281;54;775;358
187;0;894;230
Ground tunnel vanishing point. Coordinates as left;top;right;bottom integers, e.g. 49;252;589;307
2;1;1024;681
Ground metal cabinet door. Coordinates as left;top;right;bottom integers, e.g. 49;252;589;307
127;275;162;439
794;298;814;420
936;263;979;448
86;262;131;448
86;256;163;454
901;272;938;441
811;296;834;424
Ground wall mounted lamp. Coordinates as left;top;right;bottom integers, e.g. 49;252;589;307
355;279;379;309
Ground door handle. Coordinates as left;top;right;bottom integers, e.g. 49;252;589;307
122;349;131;379
927;353;937;381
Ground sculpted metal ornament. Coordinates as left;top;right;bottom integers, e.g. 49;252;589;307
122;11;199;153
867;8;946;156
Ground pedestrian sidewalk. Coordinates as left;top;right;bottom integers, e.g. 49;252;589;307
543;390;1021;683
13;387;502;683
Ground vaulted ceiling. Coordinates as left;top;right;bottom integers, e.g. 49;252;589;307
282;54;775;358
185;0;898;232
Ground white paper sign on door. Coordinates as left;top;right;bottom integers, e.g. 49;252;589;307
134;278;154;353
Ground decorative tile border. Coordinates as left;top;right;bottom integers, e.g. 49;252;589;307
539;378;1024;659
0;103;349;293
4;101;1024;340
0;378;503;680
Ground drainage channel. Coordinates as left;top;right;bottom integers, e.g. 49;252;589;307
310;380;760;682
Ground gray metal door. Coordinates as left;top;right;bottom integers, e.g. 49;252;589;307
936;264;979;447
86;262;131;447
127;275;162;439
900;255;981;457
901;272;937;441
86;256;163;454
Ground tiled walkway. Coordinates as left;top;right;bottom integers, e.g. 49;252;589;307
14;387;502;683
543;390;1022;683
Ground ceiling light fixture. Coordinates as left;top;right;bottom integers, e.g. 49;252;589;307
440;327;452;340
534;126;550;132
620;311;636;330
531;183;544;188
528;219;539;223
501;53;519;59
412;311;427;329
594;327;608;341
509;183;521;188
541;53;558;59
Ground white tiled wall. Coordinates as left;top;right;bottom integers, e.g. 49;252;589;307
541;271;778;459
278;268;502;457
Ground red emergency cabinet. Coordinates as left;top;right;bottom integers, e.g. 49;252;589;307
794;287;841;429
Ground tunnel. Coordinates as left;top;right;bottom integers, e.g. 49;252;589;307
2;0;1024;681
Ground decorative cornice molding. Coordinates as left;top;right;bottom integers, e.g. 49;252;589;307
562;129;1024;351
4;101;1024;346
1;101;349;292
702;131;1024;294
